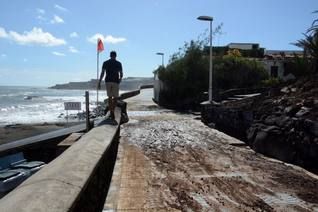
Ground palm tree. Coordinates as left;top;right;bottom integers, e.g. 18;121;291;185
308;11;318;34
295;11;318;73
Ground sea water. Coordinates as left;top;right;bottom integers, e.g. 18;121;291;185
0;86;110;126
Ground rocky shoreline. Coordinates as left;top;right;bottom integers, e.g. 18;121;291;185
202;75;318;173
247;76;318;172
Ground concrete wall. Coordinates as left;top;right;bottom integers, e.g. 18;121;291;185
0;110;122;212
262;59;296;81
201;104;253;140
262;60;285;79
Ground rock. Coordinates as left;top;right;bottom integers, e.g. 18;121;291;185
246;126;258;144
263;125;280;133
295;107;310;117
284;105;301;116
302;81;314;92
303;99;314;108
264;115;277;125
208;122;215;128
276;116;293;128
252;131;268;153
304;119;318;137
281;87;290;94
262;99;274;106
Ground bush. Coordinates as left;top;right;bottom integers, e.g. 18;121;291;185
154;40;269;109
157;40;209;109
285;55;311;77
262;77;280;87
213;56;269;90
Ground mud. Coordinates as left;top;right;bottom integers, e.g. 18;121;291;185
119;111;318;211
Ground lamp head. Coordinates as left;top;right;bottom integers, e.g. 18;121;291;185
197;16;213;21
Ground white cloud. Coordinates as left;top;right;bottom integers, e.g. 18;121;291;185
36;8;45;14
0;27;8;38
50;15;64;24
70;32;79;38
1;27;66;46
37;15;46;21
87;33;127;44
54;4;68;12
69;46;79;53
104;35;126;44
52;51;66;56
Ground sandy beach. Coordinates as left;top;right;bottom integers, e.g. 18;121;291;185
0;122;82;145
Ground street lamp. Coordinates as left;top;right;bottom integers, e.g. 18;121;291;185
197;15;213;103
156;52;164;67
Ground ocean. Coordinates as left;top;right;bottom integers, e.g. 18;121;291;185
0;86;109;126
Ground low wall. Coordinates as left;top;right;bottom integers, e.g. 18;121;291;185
201;103;253;140
0;109;121;211
119;84;153;100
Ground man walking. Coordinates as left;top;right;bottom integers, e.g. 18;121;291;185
98;51;123;120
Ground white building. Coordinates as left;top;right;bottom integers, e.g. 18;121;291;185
262;50;303;81
227;43;259;50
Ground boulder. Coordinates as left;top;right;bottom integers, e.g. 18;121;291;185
280;87;290;94
304;119;318;137
276;116;293;129
295;107;310;118
284;104;301;116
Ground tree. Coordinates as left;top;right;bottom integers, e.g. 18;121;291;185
294;11;318;73
154;39;268;109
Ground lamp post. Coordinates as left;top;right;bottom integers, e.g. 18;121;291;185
197;15;213;103
156;52;164;67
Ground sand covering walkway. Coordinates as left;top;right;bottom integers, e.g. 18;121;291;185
104;89;318;211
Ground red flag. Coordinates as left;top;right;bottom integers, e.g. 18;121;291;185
97;38;104;52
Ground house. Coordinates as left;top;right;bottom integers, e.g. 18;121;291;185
214;43;303;81
227;43;260;50
262;50;303;81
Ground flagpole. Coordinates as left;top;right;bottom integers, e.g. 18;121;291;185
97;49;99;105
96;38;104;106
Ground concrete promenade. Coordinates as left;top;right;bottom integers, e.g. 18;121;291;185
104;89;318;211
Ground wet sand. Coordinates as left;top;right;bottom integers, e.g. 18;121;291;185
0;122;81;145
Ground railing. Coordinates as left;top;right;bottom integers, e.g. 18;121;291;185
0;85;154;211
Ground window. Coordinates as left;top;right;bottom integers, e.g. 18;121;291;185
271;66;278;78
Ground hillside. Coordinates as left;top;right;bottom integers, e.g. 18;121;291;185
49;77;154;91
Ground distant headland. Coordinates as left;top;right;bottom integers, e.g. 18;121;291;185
49;77;154;91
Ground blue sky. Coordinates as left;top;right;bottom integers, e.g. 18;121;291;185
0;0;316;86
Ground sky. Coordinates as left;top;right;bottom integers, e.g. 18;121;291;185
0;0;316;86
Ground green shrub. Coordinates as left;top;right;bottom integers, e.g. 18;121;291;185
153;40;269;109
213;56;269;90
262;77;280;87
